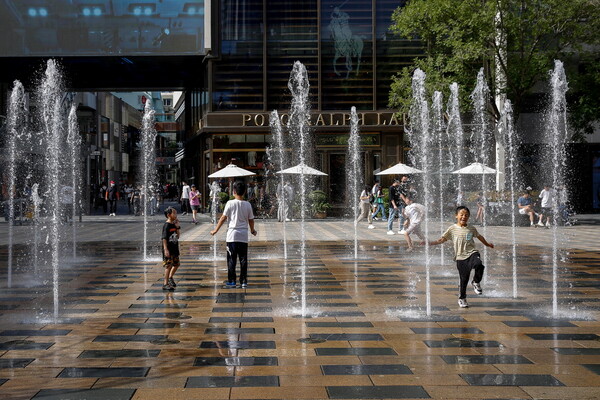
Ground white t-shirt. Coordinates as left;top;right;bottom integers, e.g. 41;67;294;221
181;185;190;199
360;190;370;204
223;199;255;243
539;188;555;208
404;203;426;225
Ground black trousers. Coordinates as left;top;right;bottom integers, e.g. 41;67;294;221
181;199;190;213
108;199;117;214
456;252;484;299
227;242;248;284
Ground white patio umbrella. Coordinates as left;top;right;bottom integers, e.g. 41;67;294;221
276;163;327;176
451;162;496;175
208;163;256;178
376;162;423;175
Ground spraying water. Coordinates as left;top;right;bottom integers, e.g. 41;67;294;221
210;181;220;261
32;183;41;272
67;104;81;259
431;91;445;265
269;110;288;259
287;61;311;316
39;60;65;319
348;106;362;260
470;69;491;267
547;60;569;316
6;80;26;288
447;83;464;199
502;100;519;298
408;69;432;316
141;100;158;261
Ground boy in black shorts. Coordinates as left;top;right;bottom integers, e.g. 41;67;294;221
162;207;181;290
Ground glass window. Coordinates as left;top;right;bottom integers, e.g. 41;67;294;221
321;0;373;110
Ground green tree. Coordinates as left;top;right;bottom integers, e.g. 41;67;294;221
389;0;599;136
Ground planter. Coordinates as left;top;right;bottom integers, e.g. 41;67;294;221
314;211;327;219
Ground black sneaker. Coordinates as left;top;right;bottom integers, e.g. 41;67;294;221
168;278;177;287
162;284;174;291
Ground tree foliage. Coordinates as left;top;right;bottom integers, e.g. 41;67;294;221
388;0;600;136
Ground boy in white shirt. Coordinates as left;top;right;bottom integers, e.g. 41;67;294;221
210;181;257;288
538;184;556;227
402;195;426;251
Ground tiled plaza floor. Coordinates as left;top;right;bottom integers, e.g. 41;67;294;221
0;217;599;399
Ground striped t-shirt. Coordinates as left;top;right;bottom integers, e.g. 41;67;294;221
442;224;479;261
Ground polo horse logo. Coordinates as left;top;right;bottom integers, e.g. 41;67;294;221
328;2;363;79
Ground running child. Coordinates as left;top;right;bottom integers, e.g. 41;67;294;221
402;195;426;251
428;206;494;308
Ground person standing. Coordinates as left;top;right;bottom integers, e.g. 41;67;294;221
284;181;294;221
189;184;201;224
105;181;119;216
125;184;133;214
161;207;181;290
538;184;556;227
355;185;374;228
180;181;191;215
210;181;257;288
370;182;386;222
386;179;401;235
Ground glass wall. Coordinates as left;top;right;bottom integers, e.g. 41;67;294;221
213;0;264;111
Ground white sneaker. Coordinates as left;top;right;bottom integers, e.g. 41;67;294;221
546;222;551;228
472;281;483;295
458;298;469;308
530;222;535;227
537;221;544;227
368;224;375;229
387;231;395;235
399;229;406;234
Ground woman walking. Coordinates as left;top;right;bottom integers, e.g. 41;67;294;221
190;184;201;224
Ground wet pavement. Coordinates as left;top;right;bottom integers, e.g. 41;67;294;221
0;215;599;399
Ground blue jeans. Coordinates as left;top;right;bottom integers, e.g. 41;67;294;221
387;206;405;231
371;203;386;220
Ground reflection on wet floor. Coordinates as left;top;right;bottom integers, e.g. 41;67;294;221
0;241;599;399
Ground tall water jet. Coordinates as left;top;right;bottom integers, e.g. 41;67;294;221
447;83;464;199
408;69;432;316
67;104;81;259
547;60;569;316
502;100;519;298
471;69;491;266
432;91;445;264
141;100;158;261
32;183;41;272
39;59;65;319
287;61;311;316
347;106;362;260
210;181;221;261
269;110;289;259
6;80;26;288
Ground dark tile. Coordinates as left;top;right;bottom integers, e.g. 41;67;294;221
129;304;187;309
424;339;501;348
552;348;600;355
200;341;276;349
306;303;358;307
0;330;71;336
186;375;279;388
442;355;533;364
211;307;273;312
582;364;600;374
0;341;53;350
194;357;278;366
107;323;177;329
119;312;183;319
88;280;134;284
93;335;167;342
62;299;108;305
66;292;118;297
315;348;397;356
208;317;274;323
0;378;6;386
62;308;98;314
322;364;412;375
0;358;35;368
400;315;466;322
58;367;149;378
315;311;365;317
309;334;383;341
78;350;160;358
305;295;352;299
411;327;484;334
32;388;135;400
327;385;430;399
204;328;275;334
0;305;20;310
460;374;564;386
305;322;373;328
503;321;576;327
526;334;599;340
